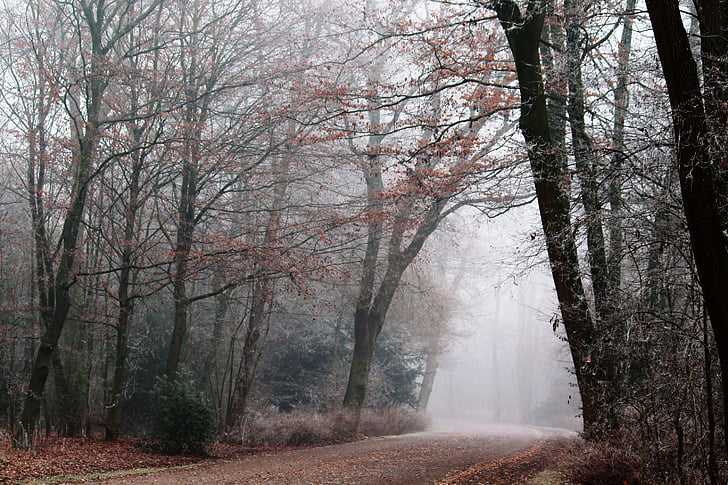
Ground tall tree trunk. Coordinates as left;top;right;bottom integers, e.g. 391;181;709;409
493;0;602;436
343;150;384;412
704;303;719;485
608;0;636;291
645;0;728;455
342;84;445;425
565;0;609;318
225;278;274;429
165;157;196;378
343;197;445;419
165;91;205;378
565;0;631;429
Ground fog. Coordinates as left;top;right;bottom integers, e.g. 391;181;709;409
428;203;581;432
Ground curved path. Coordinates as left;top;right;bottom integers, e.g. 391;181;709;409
102;424;575;485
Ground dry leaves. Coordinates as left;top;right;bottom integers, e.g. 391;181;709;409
0;437;206;483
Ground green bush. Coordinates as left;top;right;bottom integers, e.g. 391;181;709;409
154;375;215;454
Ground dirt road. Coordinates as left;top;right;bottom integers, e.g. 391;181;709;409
99;424;574;485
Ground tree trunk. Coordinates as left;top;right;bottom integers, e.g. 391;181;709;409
417;346;438;410
343;310;378;410
51;351;81;436
608;0;636;291
106;152;142;438
565;0;632;429
105;207;138;440
341;76;446;426
165;169;195;378
493;0;603;436
342;147;384;414
225;280;273;430
645;0;728;455
203;269;230;387
165;101;203;379
565;0;609;318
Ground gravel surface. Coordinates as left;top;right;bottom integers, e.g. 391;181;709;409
99;424;574;485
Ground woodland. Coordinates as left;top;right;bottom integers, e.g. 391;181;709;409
0;0;727;483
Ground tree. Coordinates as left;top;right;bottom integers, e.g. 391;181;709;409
491;0;604;436
14;0;163;448
339;0;523;427
644;0;728;454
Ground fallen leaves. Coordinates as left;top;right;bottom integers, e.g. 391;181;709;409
0;437;205;483
437;440;573;485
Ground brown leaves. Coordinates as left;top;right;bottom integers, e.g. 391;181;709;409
0;437;202;483
437;441;572;485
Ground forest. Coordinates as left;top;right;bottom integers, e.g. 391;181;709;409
0;0;727;483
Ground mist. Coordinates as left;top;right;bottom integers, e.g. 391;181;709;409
428;204;581;432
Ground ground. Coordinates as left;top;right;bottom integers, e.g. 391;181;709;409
2;424;578;484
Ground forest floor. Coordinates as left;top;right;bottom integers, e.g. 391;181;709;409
1;424;582;484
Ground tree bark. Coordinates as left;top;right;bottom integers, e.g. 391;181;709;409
565;0;609;318
417;347;438;410
165;95;203;378
493;0;603;436
608;0;636;291
343;151;385;411
645;0;728;455
165;120;199;378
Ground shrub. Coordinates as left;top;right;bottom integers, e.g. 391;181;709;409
240;410;333;447
359;407;429;436
560;441;641;485
229;407;429;448
153;375;215;454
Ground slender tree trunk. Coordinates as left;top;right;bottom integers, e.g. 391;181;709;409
703;303;719;485
417;347;438;410
166;158;196;378
342;83;445;426
203;269;230;385
225;280;273;429
565;0;609;317
342;152;384;413
343;199;444;420
608;0;636;291
106;148;143;440
165;110;202;378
